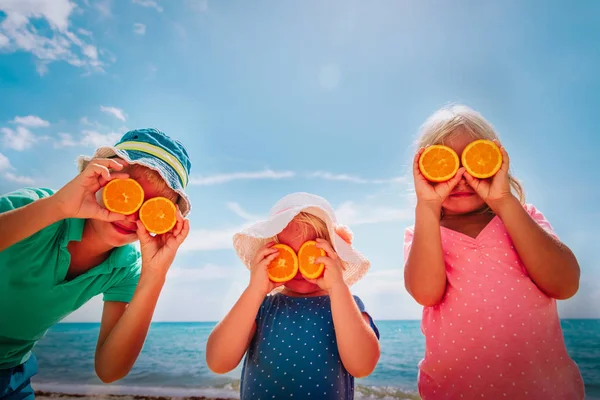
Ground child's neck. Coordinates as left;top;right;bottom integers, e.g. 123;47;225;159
281;288;328;298
440;210;496;240
65;220;115;279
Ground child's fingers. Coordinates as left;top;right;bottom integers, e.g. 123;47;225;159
136;220;152;245
99;209;127;222
315;238;337;260
413;148;425;179
175;219;190;245
98;172;129;187
259;251;279;268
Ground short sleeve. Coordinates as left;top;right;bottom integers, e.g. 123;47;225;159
0;188;55;213
103;262;141;303
525;204;559;240
353;295;380;339
403;227;415;264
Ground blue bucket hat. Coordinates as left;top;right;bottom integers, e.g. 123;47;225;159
77;128;192;216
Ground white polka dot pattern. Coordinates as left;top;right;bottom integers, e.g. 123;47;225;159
239;293;378;399
404;204;585;399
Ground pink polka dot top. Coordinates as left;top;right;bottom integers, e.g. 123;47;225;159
404;204;584;399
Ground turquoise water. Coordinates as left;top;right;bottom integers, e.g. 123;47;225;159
31;320;599;399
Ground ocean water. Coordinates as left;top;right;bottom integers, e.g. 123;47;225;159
31;320;599;399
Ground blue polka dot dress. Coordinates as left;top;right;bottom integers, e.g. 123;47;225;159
240;293;379;399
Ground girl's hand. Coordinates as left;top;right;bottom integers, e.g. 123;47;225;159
413;148;465;212
137;207;190;281
306;238;347;292
54;158;130;222
464;142;515;213
248;242;284;297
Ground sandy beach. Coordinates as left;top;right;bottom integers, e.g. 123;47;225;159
35;392;235;400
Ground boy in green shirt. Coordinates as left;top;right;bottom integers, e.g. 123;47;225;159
0;128;192;399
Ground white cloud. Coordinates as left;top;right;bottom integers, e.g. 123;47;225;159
190;169;295;186
352;269;422;320
0;152;35;184
179;223;253;252
4;171;35;184
0;32;9;47
133;23;146;35
309;171;406;185
0;0;108;74
77;28;92;37
94;0;112;17
1;126;36;151
80;130;121;147
335;201;412;226
54;132;77;148
132;0;163;12
167;264;234;282
227;202;262;221
11;115;50;128
100;106;126;122
185;0;208;12
0;152;10;170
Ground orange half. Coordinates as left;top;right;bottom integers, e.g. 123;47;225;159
461;139;503;179
139;197;177;234
419;145;460;182
298;240;326;280
267;244;298;283
102;178;144;215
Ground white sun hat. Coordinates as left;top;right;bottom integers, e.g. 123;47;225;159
232;192;370;286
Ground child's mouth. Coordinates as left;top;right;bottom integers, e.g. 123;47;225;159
111;222;137;235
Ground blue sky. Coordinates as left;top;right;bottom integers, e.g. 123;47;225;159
0;0;598;322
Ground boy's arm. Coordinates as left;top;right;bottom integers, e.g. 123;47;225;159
0;158;128;253
94;275;165;383
0;194;64;252
404;203;447;306
94;214;190;383
329;284;380;378
205;287;263;374
495;198;580;299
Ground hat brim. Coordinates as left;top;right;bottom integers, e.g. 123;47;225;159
77;146;191;217
232;205;370;286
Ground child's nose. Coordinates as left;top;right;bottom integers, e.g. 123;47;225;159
124;211;139;222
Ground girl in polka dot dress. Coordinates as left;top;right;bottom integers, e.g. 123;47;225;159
206;192;380;399
403;105;585;399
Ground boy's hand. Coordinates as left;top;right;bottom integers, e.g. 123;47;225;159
248;242;284;297
413;148;465;214
306;238;347;292
136;207;190;281
54;158;129;222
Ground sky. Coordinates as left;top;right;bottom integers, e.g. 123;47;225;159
0;0;599;322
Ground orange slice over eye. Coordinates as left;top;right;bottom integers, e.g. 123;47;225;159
461;139;503;179
102;178;145;215
139;197;177;234
419;145;460;182
267;244;299;283
298;240;326;280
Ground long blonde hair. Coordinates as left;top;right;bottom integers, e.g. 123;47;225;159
417;104;525;204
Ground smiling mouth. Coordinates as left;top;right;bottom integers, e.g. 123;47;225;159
450;192;474;197
111;222;137;235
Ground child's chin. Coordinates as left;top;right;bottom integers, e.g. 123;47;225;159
284;279;320;294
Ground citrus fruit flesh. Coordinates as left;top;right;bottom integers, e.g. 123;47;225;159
298;240;326;279
102;178;145;215
461;139;503;179
419;145;460;182
139;197;177;234
267;244;299;283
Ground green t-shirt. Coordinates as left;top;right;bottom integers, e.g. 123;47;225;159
0;188;141;369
